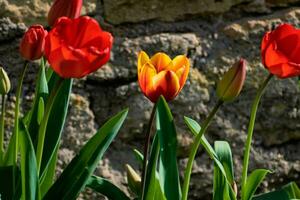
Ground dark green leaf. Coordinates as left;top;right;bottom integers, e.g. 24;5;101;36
44;109;128;200
39;76;72;179
19;120;39;200
213;141;236;200
0;166;15;199
133;149;144;166
242;169;270;200
86;175;130;200
156;96;181;200
144;135;166;200
253;182;300;200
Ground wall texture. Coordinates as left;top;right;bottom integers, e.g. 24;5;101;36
0;0;300;199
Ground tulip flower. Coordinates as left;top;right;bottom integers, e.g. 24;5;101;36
45;16;113;78
217;59;247;102
19;25;48;61
261;23;300;78
48;0;82;26
137;51;190;102
0;67;11;95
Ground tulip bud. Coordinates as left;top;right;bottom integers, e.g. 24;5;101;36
48;0;83;26
19;25;48;61
125;164;141;195
0;67;11;95
217;59;247;102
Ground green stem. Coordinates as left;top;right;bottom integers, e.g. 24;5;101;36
13;61;28;194
182;100;223;200
36;77;64;174
241;74;273;193
0;94;6;162
141;102;157;200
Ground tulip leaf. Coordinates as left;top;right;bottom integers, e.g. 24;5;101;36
133;148;144;166
156;96;181;200
213;141;236;200
253;182;300;200
43;109;128;200
39;75;72;182
241;169;271;200
24;59;48;145
144;135;166;200
86;175;130;200
19;120;39;200
37;97;44;125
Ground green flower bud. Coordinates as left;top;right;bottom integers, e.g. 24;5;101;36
0;67;11;95
125;164;141;195
217;59;246;102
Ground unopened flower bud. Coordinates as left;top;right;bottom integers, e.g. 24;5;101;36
217;59;247;102
0;67;11;95
125;164;141;195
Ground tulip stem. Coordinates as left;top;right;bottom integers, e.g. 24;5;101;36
0;94;6;162
241;74;273;193
141;102;157;200
182;100;223;200
12;61;28;193
36;77;64;174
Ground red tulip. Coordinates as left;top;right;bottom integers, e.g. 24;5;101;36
45;16;113;78
137;51;190;102
19;25;48;61
261;23;300;78
48;0;82;26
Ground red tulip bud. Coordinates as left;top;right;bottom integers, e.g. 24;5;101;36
19;25;48;61
48;0;83;26
217;59;247;102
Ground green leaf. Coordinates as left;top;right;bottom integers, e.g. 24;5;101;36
156;96;181;200
19;120;39;200
24;59;48;145
39;76;72;180
43;109;128;200
37;97;44;125
253;182;300;200
184;117;232;184
144;135;166;200
39;146;58;196
133;149;144;166
242;169;271;200
213;141;236;200
86;175;130;200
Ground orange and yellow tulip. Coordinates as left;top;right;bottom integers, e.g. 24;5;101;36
137;51;190;102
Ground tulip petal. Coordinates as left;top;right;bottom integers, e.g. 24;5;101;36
268;63;300;78
150;52;172;72
264;42;289;68
139;63;157;100
171;55;190;87
153;70;180;101
138;51;150;77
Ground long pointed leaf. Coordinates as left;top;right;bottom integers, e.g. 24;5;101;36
19;120;39;200
44;109;128;200
156;96;181;200
242;169;270;200
253;182;300;200
86;175;130;200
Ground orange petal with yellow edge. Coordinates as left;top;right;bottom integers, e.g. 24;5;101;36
171;55;190;87
137;51;150;77
150;52;172;72
152;70;180;101
138;62;157;97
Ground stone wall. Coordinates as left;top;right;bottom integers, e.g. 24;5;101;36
0;0;300;199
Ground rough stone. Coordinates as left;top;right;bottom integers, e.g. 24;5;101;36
0;2;300;200
0;0;97;25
